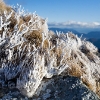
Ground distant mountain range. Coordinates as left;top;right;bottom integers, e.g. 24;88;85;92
83;31;100;49
49;28;82;36
88;38;100;49
49;28;100;49
83;31;100;39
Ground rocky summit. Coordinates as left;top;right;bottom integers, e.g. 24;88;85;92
0;76;100;100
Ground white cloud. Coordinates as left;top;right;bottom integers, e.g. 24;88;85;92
48;21;100;28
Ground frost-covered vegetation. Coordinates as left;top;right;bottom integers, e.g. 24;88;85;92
0;0;100;98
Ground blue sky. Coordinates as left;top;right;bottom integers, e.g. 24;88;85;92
4;0;100;28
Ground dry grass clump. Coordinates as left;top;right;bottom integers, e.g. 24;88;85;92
0;1;17;34
7;42;34;65
96;82;100;96
96;52;100;58
68;61;83;78
23;15;31;22
86;52;95;62
70;60;100;97
43;39;49;49
82;78;96;91
25;30;42;47
48;46;62;66
8;15;17;32
55;47;62;66
48;30;55;36
7;14;30;33
0;0;11;14
68;60;98;95
18;18;25;31
63;49;100;97
50;35;58;46
68;32;77;40
80;45;90;54
0;0;12;35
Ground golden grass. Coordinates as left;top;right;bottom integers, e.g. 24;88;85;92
55;47;62;66
67;54;100;97
82;78;96;91
43;39;49;49
25;30;42;47
96;82;100;96
0;0;11;14
68;61;100;96
18;17;25;31
8;15;17;32
23;15;31;22
68;61;82;78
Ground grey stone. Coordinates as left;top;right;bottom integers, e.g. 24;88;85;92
0;75;100;100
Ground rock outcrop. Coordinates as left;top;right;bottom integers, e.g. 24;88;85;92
0;76;100;100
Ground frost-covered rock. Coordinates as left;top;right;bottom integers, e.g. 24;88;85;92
0;76;100;100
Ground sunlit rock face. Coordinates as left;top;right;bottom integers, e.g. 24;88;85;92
33;76;100;100
0;1;100;98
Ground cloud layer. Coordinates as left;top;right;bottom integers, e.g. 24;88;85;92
48;21;100;28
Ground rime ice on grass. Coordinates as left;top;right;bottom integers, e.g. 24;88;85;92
0;1;100;98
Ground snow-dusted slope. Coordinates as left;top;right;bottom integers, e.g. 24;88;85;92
0;1;100;98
